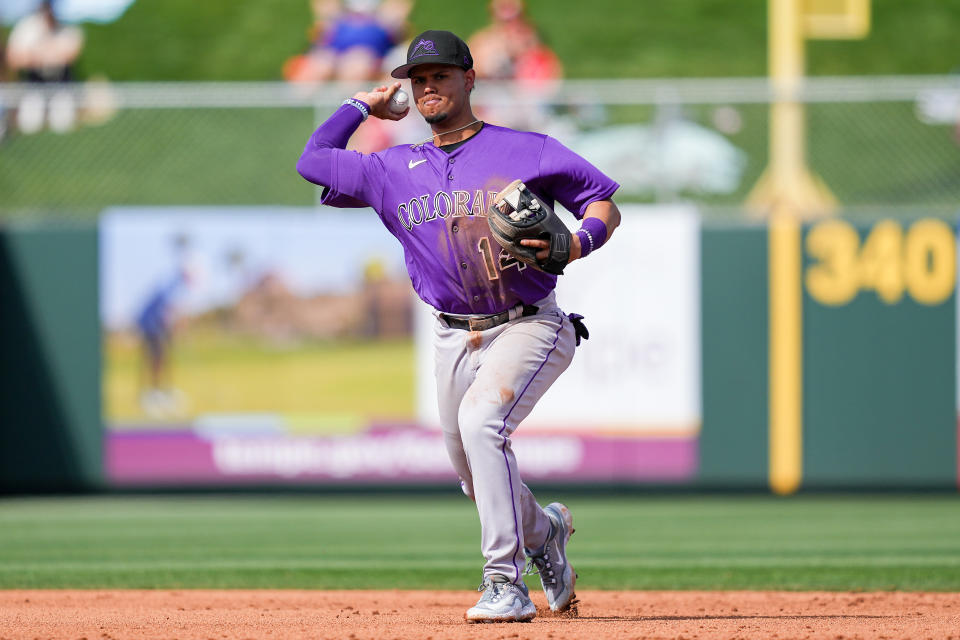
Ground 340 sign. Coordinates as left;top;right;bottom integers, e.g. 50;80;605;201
805;218;956;306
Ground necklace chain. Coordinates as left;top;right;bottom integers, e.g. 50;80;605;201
415;119;482;146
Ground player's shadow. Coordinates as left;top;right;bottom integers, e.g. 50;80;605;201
572;614;896;622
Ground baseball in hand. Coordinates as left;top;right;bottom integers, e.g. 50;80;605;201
388;89;409;114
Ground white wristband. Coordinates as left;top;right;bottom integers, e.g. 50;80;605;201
342;98;369;121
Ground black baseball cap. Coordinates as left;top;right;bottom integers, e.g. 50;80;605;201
390;30;473;79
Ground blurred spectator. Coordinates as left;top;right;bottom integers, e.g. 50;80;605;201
6;1;82;83
468;0;563;130
467;0;562;86
5;0;84;133
284;0;411;84
285;0;415;154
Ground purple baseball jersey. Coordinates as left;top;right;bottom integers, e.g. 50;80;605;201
298;105;619;315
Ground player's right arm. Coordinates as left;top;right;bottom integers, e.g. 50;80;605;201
295;83;407;208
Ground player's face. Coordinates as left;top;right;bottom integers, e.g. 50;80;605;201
409;64;475;125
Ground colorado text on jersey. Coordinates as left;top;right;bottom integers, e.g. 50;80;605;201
397;189;504;231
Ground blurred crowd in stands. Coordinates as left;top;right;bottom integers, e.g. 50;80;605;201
0;0;563;144
284;0;560;87
283;0;563;151
0;0;562;145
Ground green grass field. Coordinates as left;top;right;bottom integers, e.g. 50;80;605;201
1;494;958;591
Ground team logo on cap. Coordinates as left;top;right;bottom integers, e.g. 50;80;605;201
411;39;439;58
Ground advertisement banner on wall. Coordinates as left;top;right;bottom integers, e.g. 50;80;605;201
413;205;702;481
102;205;701;486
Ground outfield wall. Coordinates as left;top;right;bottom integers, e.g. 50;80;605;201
1;209;957;492
699;218;957;489
0;225;102;491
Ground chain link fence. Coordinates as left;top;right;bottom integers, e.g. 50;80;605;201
1;76;958;220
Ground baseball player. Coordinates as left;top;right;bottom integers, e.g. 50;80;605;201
297;30;620;623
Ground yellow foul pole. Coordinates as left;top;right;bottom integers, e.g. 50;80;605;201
767;0;805;495
757;0;870;495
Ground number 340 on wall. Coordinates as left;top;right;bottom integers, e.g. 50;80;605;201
805;218;956;306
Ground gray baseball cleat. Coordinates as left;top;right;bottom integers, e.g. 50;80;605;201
465;574;537;623
525;502;577;611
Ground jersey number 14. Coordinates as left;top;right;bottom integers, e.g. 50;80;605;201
478;237;526;280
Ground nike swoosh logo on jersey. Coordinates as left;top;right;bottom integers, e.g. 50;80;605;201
408;159;427;169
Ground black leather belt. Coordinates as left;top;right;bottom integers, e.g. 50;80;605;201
440;304;539;331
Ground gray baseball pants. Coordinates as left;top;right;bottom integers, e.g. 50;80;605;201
433;292;577;583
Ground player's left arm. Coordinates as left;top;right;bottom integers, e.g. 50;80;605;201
574;198;621;261
521;135;621;265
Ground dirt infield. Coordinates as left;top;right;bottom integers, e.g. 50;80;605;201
1;590;959;640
